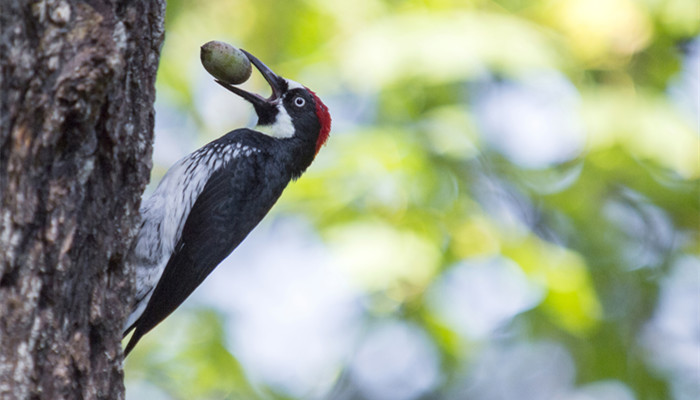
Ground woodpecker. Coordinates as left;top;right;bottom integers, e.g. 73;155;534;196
122;50;331;355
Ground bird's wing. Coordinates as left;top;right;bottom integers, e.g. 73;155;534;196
124;155;281;355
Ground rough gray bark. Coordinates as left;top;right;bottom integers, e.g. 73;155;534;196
0;1;165;398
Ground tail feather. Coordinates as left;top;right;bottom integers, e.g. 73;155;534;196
123;316;137;337
123;324;144;357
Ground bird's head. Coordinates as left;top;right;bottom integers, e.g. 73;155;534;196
216;50;331;156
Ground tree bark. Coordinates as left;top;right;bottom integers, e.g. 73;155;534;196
0;1;165;398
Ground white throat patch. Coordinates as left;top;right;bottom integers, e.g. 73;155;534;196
256;101;295;139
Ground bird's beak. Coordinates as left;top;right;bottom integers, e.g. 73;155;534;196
215;49;286;110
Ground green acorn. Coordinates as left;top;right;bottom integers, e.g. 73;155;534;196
200;41;252;85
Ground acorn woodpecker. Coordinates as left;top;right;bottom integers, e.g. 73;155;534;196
122;50;331;355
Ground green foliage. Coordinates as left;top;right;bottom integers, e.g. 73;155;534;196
126;1;699;399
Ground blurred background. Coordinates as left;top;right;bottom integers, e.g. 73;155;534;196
124;0;699;399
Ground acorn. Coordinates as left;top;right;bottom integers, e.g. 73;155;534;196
200;41;252;85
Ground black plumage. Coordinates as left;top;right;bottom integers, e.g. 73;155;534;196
123;127;320;354
123;49;331;356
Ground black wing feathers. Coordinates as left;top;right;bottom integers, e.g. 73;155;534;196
124;146;288;355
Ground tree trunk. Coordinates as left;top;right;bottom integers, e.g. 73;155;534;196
0;1;165;398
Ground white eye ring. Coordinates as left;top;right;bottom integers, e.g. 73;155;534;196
294;97;305;107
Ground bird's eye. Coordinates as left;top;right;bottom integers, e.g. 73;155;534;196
293;97;305;107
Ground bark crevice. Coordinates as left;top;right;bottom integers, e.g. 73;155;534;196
0;1;165;398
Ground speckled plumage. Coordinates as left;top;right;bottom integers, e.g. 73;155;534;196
124;139;262;332
122;54;331;355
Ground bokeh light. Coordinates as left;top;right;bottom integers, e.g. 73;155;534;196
124;1;700;399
